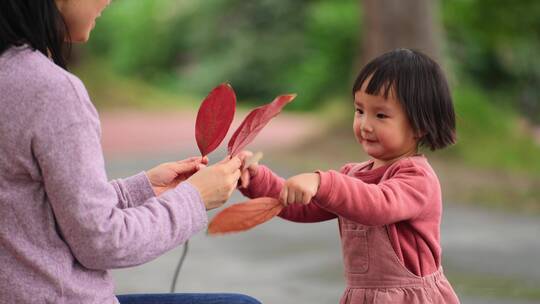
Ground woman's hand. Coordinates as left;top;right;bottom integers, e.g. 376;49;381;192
279;173;321;206
146;156;208;196
187;156;242;210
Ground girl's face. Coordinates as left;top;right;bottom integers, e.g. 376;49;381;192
55;0;111;43
353;83;419;168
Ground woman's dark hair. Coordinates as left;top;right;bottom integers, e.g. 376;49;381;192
0;0;70;69
352;48;456;151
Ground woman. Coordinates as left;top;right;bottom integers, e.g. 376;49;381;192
0;0;260;303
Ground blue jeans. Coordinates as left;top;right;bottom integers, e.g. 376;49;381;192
116;293;261;304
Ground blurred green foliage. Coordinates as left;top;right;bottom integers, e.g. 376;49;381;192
87;0;181;79
442;0;540;123
87;0;540;121
88;0;540;115
446;86;540;174
80;0;540;201
87;0;360;109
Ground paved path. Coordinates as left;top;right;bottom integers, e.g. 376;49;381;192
101;110;540;303
100;109;321;159
106;154;540;304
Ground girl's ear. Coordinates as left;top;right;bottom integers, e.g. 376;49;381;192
414;130;427;140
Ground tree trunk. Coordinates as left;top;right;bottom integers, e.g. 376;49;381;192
361;0;441;64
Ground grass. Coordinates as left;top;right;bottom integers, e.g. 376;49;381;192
72;57;200;111
447;270;540;301
431;157;540;214
443;86;540;175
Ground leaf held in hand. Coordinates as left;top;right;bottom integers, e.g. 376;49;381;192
227;94;296;157
195;83;236;156
208;197;283;235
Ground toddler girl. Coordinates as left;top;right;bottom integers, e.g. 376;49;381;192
240;49;460;303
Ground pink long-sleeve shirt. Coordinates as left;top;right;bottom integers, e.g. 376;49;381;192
241;155;443;277
0;45;208;303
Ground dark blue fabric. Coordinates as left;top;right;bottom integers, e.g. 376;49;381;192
116;293;261;304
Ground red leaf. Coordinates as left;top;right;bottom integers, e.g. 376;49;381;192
208;197;283;235
227;94;296;157
195;84;236;156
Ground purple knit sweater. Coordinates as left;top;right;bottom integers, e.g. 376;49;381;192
0;45;208;303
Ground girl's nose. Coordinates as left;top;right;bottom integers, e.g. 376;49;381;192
361;117;373;132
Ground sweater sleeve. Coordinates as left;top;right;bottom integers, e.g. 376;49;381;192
34;121;208;270
110;172;156;209
240;165;336;223
313;162;433;226
239;165;285;199
31;75;207;270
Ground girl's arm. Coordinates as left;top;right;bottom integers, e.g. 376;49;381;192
239;165;284;199
239;165;336;223
278;200;337;223
313;162;435;226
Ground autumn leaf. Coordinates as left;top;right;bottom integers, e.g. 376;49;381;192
208;197;283;235
195;83;236;156
227;94;296;157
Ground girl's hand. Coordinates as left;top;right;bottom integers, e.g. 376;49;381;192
146;156;208;196
237;150;262;189
279;173;321;206
187;156;242;210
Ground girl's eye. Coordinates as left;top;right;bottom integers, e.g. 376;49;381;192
376;113;387;119
356;108;364;115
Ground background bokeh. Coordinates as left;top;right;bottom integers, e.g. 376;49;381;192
72;0;540;303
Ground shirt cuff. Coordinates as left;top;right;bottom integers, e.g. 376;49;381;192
241;165;271;198
251;165;269;186
120;172;156;207
313;170;336;209
175;182;209;232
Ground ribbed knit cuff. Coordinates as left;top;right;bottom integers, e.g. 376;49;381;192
313;170;336;208
122;172;156;203
176;181;209;233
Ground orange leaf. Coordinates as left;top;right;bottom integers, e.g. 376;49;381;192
208;197;283;235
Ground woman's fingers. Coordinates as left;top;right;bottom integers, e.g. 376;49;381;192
177;156;203;164
233;169;242;184
228;169;242;196
222;156;242;172
217;155;232;164
171;161;200;175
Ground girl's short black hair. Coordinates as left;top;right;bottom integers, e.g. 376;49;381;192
353;48;456;151
0;0;70;69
